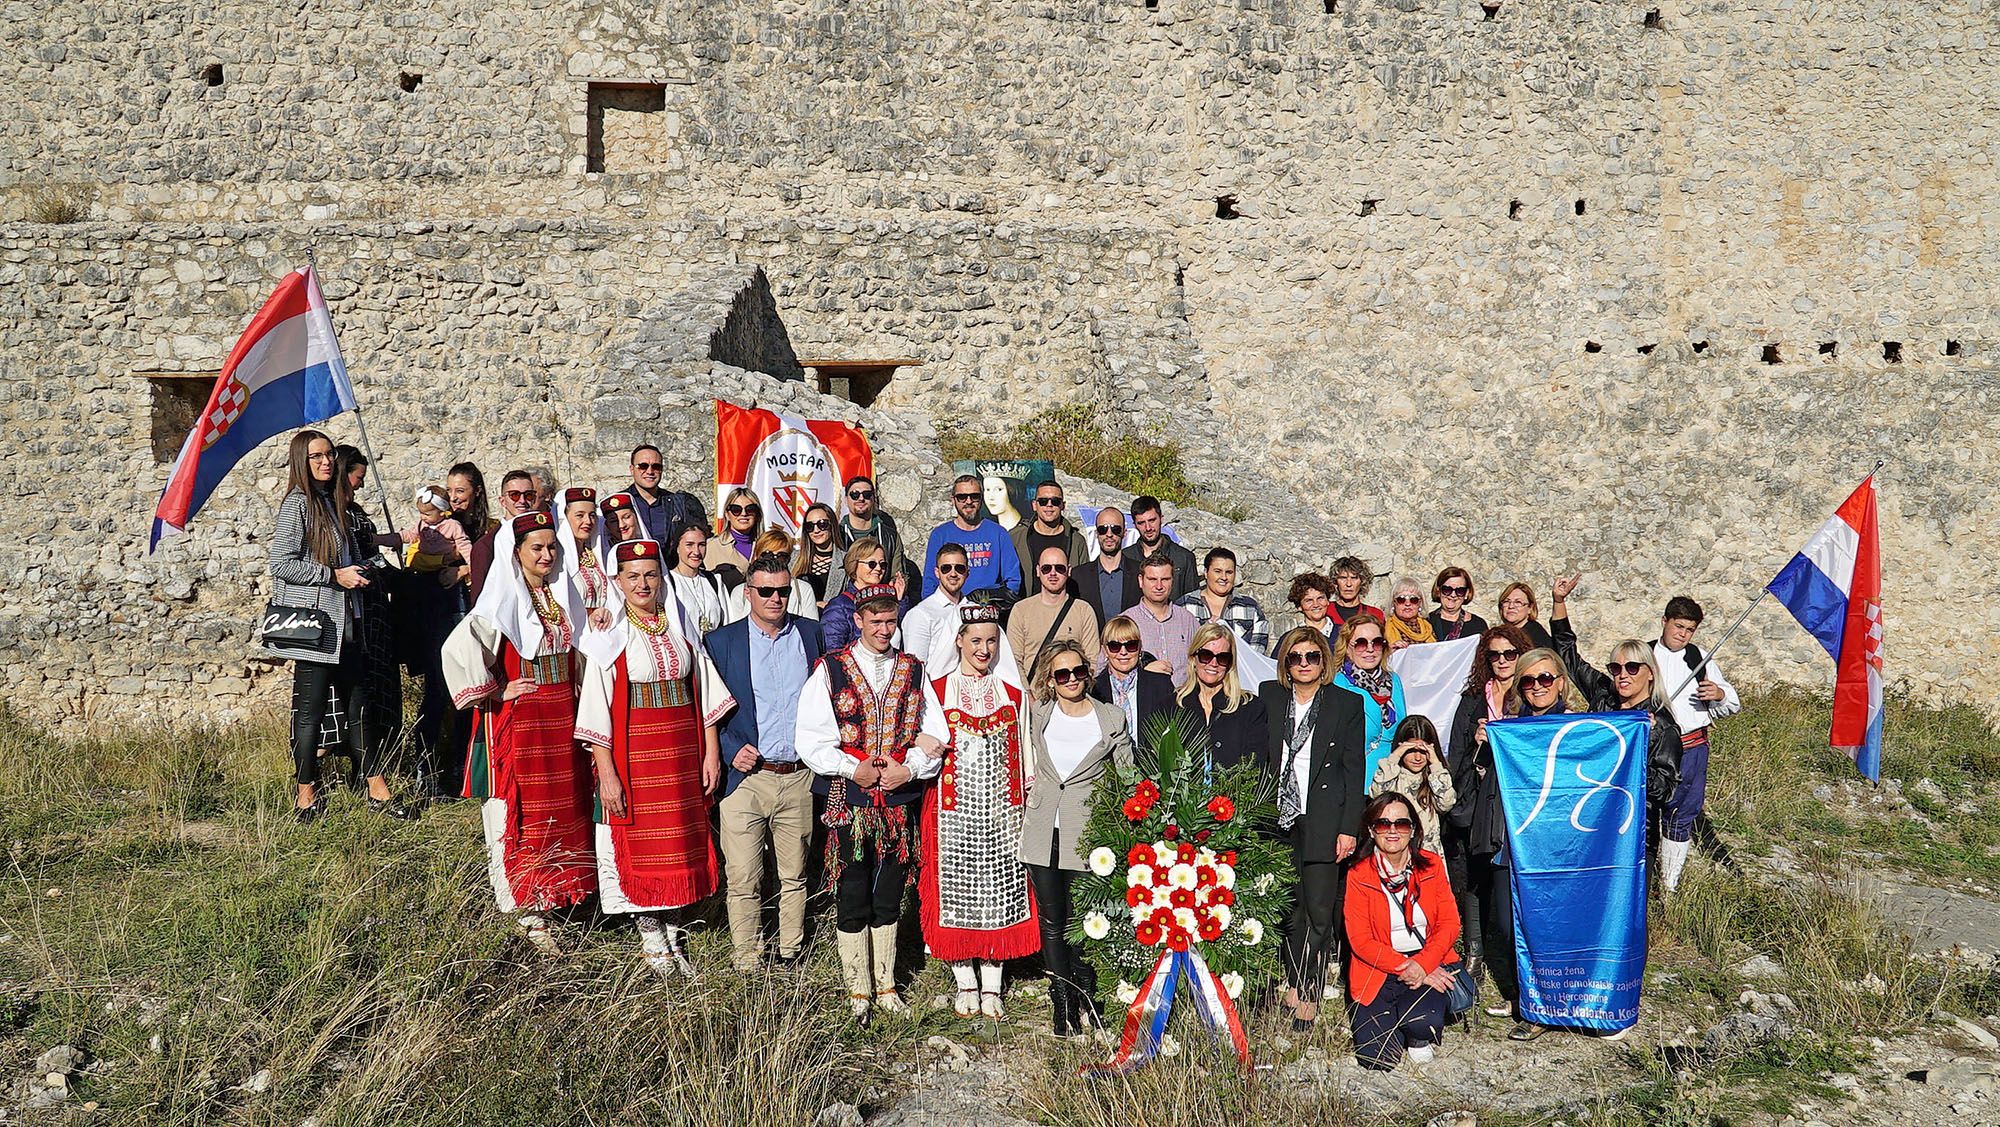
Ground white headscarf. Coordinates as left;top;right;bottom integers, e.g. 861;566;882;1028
557;491;623;624
579;539;694;668
468;512;587;660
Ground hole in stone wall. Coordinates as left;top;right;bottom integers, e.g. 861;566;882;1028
399;71;423;93
1508;199;1522;220
1214;195;1239;220
1691;339;1709;353
143;373;217;462
1761;344;1781;364
1574;199;1586;216
1945;339;1962;356
585;82;667;174
1481;3;1500;19
1359;198;1379;216
1819;341;1838;357
1636;343;1656;355
202;63;224;87
1583;340;1602;353
1644;9;1664;29
1174;263;1185;289
802;361;912;409
1324;0;1337;11
1882;341;1902;362
1145;0;1158;9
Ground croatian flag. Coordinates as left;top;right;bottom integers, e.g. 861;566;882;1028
1765;476;1884;780
149;267;358;550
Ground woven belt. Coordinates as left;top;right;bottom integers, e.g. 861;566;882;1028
526;651;571;686
1680;729;1710;748
629;677;693;709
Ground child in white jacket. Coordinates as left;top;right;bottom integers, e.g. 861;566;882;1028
1368;716;1457;851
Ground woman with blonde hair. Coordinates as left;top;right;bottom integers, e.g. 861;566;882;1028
1382;576;1436;651
1173;622;1268;770
705;486;763;587
1332;615;1408;781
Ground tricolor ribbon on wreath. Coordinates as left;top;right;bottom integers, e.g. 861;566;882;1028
1083;947;1251;1077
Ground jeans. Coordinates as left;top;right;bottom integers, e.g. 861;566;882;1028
1350;975;1446;1070
290;649;369;786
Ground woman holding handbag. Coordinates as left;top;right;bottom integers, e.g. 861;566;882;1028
263;430;411;824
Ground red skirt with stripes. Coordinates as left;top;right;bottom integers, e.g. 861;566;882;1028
492;645;596;911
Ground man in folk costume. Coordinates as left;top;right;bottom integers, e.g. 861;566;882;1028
796;584;948;1021
919;601;1039;1018
575;539;733;977
443;509;596;950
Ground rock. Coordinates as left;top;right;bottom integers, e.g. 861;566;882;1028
1739;989;1798;1017
1919;1059;2000;1096
1701;1011;1794;1059
1736;954;1785;980
817;1103;864;1127
26;1085;67;1109
1426;1114;1478;1127
1939;1011;2000;1050
35;1045;86;1075
235;1068;272;1093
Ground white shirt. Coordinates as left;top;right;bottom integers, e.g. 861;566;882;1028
1652;641;1741;734
1285;691;1317;811
904;588;1020;681
1043;704;1101;789
794;644;949;782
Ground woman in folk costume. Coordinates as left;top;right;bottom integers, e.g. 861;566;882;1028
575;539;733;977
918;602;1039;1018
443;509;596;949
796;583;949;1022
559;486;616;630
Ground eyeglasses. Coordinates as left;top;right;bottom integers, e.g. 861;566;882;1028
1487;648;1520;663
725;503;757;516
505;489;536;502
1519;671;1561;689
1393;595;1422;605
1286;651;1323;667
936;562;968;575
1440;585;1469;597
1194;648;1233;668
1371;817;1415;833
749;585;789;599
803;519;831;532
633;462;662;472
1095;524;1125;536
953;492;981;502
307;451;335;463
1038;563;1069;574
1608;661;1650;677
1050;666;1089;685
1105;639;1141;653
1348;636;1385;651
847;489;874;501
1035;496;1063;507
857;559;886;570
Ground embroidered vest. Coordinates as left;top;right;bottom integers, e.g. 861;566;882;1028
816;646;928;807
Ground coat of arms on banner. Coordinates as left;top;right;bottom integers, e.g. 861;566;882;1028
715;401;874;538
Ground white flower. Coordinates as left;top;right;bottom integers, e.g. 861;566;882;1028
1219;972;1244;1000
1195;847;1217;868
1168;863;1198;890
1252;872;1277;894
1216;863;1237;890
1126;864;1155;888
1116;980;1140;1004
1129;902;1149;926
1172;907;1197;934
1083;911;1112;941
1211;903;1232;931
1088;847;1118;877
1239;918;1264;946
1158;1033;1183;1057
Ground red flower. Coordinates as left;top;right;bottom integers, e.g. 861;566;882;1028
1163;824;1179;841
1136;920;1164;947
1193;829;1212;843
1195;865;1218;887
1166;928;1191;953
1169;888;1195;909
1207;796;1236;822
1176;843;1197;864
1198;916;1224;942
1127;843;1153;867
1126;886;1151;908
1150;907;1176;931
1223;850;1238;866
1136;779;1160;801
1213;887;1235;907
1123;797;1149;821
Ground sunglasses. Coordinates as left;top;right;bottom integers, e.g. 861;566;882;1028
1348;636;1385;651
1487;648;1520;663
1519;671;1562;689
1035;496;1064;507
936;562;968;575
1038;563;1069;574
1095;524;1125;536
1105;639;1141;653
725;503;758;515
633;462;662;472
1608;661;1651;677
803;519;831;532
505;490;536;501
1286;651;1323;667
1371;817;1415;833
847;489;874;501
1441;585;1469;596
749;585;789;599
1393;595;1422;605
857;559;886;570
1194;648;1233;668
953;492;981;502
1050;666;1089;684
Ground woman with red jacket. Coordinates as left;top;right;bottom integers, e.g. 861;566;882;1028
1343;791;1463;1070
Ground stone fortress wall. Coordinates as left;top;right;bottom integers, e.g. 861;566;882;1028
0;0;1993;728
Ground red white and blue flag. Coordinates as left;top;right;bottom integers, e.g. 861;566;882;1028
149;266;358;550
1766;475;1884;780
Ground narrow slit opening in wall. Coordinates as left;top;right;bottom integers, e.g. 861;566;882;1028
1583;340;1602;354
1214;194;1239;220
202;63;224;87
1945;339;1962;356
1508;199;1522;220
399;72;423;93
1359;198;1379;216
1481;3;1500;20
1761;344;1781;364
1819;341;1838;357
1644;9;1664;29
1636;343;1656;355
1883;341;1902;363
585;82;667;175
142;372;218;462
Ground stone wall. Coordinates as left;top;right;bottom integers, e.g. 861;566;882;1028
0;0;1995;725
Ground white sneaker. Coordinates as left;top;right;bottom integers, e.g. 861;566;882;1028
1406;1043;1436;1064
1598;1026;1630;1042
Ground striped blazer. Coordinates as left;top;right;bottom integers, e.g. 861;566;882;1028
261;489;352;664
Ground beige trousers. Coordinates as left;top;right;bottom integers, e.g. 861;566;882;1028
717;768;815;965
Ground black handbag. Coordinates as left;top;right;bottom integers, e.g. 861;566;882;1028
260;602;333;648
1443;961;1478;1015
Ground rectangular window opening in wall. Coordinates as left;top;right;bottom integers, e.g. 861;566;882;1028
1323;0;1337;12
1644;9;1664;29
1883;341;1902;363
1145;0;1158;10
1481;3;1500;21
142;372;218;462
1819;341;1838;357
585;82;667;175
1945;339;1962;357
1761;344;1781;364
801;360;917;410
1574;199;1586;216
202;63;224;87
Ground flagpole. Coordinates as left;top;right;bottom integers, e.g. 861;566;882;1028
305;246;399;543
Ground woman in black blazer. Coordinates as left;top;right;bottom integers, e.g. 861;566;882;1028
1259;625;1367;1031
1092;614;1177;746
1174;623;1268;770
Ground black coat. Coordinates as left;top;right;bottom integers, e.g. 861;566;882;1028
1448;688;1507;859
1077;558;1142;628
1091;667;1177;745
1176;690;1268;773
1257;681;1368;865
1552;616;1685;802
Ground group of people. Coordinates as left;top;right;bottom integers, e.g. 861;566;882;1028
262;435;1741;1070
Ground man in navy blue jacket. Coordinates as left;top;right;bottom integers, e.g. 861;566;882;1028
704;553;825;970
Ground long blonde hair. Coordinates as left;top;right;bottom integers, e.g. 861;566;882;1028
1176;622;1247;713
1504;648;1590;715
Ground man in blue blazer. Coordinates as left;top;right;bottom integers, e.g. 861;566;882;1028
704;553;826;970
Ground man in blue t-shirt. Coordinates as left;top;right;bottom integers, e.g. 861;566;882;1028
921;474;1023;598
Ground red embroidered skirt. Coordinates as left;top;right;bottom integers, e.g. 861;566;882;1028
606;686;717;909
492;651;596;911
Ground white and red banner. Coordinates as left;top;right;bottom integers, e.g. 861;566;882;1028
714;401;873;537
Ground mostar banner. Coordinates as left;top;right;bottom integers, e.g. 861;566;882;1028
714;401;873;537
1487;710;1650;1033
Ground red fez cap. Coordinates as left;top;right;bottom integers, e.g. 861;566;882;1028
601;494;633;513
565;487;596;506
615;540;659;565
511;511;553;537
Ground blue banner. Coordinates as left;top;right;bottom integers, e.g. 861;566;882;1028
1487;710;1649;1032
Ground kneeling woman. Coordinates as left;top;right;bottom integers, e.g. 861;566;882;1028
443;511;598;944
919;603;1040;1018
1344;791;1464;1071
575;540;731;977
